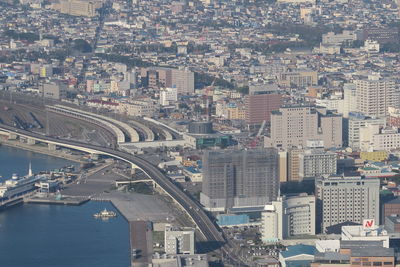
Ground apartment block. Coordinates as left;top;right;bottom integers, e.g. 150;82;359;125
355;75;396;118
298;150;337;181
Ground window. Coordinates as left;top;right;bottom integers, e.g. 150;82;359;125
373;262;382;266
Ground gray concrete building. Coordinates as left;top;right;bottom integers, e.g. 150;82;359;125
200;148;279;212
164;224;195;255
40;81;67;100
298;150;337;181
316;175;380;233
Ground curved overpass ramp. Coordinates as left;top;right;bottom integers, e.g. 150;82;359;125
47;105;126;144
129;120;155;142
53;105;140;142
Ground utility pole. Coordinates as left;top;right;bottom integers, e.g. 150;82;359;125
46;110;50;136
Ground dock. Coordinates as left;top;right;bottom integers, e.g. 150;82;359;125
25;195;90;205
0;197;23;211
130;220;153;267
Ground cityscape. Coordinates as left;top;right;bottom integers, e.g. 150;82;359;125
0;0;400;266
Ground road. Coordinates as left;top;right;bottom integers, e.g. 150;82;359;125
0;124;245;266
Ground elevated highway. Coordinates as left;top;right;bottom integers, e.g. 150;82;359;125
0;124;242;265
47;105;126;144
51;105;140;142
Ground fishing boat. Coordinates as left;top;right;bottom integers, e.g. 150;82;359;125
93;208;117;218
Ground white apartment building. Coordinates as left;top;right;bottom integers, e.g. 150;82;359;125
261;194;316;242
355;74;396;118
160;87;178;106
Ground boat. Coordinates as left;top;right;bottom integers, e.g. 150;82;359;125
0;164;43;202
93;208;117;218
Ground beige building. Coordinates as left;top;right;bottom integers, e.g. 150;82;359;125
265;106;342;149
119;99;155;117
55;0;103;17
279;70;318;88
279;151;288;182
287;148;303;182
360;125;400;151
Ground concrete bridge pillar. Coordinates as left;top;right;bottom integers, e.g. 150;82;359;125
48;143;57;151
8;133;17;140
27;138;36;145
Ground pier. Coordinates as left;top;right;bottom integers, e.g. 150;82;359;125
25;195;90;205
130;220;153;267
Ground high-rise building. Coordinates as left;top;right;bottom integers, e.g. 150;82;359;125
287;147;303;182
164;224;195;255
143;67;194;95
355;75;396;118
261;194;316;242
200;148;279;211
245;92;283;125
298;150;337;181
171;68;194;95
265;106;342;149
315;175;380;233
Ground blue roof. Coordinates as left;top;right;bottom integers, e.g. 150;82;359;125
281;244;317;259
184;166;201;173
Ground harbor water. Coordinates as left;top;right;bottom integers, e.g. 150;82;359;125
0;146;130;267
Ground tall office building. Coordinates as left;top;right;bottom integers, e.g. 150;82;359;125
355;75;396;118
315;175;380;233
244;87;283;125
144;67;194;95
298;150;337;181
171;68;194;95
266;106;342;149
200;148;279;211
164;225;195;255
262;194;316;242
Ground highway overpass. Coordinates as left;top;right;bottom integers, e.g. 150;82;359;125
0;124;243;265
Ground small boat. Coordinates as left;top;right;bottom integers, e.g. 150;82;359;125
93;208;117;218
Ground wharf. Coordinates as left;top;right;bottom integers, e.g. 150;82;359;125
25;195;90;205
130;220;153;267
0;197;23;211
